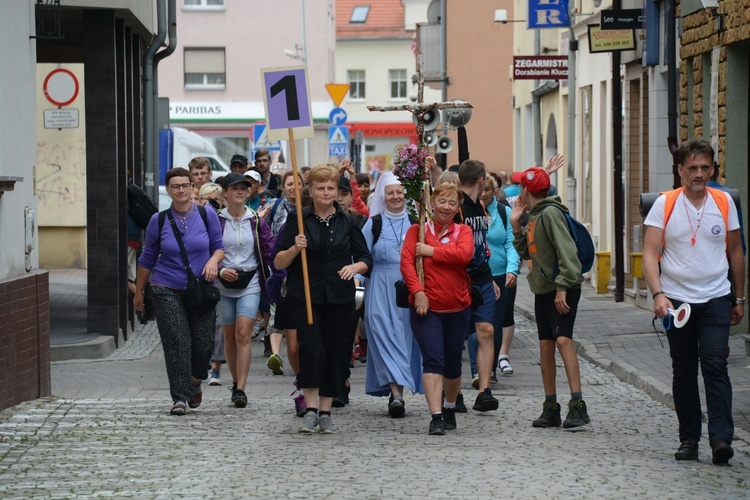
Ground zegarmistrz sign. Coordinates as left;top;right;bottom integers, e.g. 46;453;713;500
513;56;568;80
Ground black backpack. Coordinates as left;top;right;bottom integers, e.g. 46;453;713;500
371;213;418;246
151;205;210;250
127;183;158;230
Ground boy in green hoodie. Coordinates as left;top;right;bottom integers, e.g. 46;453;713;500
510;167;590;428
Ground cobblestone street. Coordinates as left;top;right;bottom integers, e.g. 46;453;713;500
1;315;748;498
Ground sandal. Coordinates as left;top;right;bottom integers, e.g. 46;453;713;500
170;401;187;416
189;379;203;408
498;357;513;376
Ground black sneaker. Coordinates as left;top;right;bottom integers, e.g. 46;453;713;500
675;439;699;461
532;401;562;428
473;388;499;412
455;393;468;413
233;388;247;408
229;382;238;402
388;399;405;418
442;408;457;430
332;397;346;408
428;416;445;435
710;440;733;464
563;399;591;428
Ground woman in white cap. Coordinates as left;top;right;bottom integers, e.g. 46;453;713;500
360;171;423;418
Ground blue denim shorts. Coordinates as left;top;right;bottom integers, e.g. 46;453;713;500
218;292;261;325
471;281;497;325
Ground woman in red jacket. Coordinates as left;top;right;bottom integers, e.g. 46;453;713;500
400;183;474;435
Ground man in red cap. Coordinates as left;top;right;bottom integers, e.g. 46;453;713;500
510;167;590;429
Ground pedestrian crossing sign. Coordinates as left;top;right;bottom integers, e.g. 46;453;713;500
252;123;281;151
328;126;349;146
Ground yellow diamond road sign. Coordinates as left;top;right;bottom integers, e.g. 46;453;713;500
325;83;350;108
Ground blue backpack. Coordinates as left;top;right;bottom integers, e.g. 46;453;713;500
540;206;595;275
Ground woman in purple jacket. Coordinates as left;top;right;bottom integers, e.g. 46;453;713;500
134;168;225;416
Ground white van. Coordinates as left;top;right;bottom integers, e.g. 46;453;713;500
159;127;230;185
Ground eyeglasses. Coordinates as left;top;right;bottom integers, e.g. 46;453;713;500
168;183;192;191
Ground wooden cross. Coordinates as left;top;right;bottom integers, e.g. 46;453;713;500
367;47;472;282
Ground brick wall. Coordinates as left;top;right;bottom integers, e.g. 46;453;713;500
0;271;51;411
679;0;750;164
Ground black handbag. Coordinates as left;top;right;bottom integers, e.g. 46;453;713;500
395;280;409;308
166;211;220;313
219;269;255;290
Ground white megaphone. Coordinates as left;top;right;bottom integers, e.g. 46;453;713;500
413;109;441;131
667;303;691;328
424;131;438;147
436;135;453;153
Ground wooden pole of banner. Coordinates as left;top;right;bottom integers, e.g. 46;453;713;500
288;127;313;324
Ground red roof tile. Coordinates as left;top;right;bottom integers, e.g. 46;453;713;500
336;0;411;39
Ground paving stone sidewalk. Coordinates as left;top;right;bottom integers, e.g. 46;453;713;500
1;315;748;498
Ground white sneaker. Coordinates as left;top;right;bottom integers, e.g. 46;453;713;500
498;357;513;376
208;368;222;386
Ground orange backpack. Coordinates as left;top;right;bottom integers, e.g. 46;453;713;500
661;186;730;251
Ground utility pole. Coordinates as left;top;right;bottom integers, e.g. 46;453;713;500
612;0;624;302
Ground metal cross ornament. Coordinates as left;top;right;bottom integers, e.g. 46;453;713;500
367;47;472;149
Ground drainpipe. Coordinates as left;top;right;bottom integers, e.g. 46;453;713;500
153;0;177;198
532;29;542;167
143;0;167;202
566;19;576;218
666;0;679;188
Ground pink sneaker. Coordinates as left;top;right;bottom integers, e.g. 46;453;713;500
294;394;306;417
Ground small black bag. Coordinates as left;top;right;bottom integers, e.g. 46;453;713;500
470;283;484;312
395;280;409;308
166;210;220;313
186;277;221;313
219;270;255;290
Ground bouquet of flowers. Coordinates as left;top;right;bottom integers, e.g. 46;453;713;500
392;143;428;220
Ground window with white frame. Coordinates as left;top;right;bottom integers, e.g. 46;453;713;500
389;69;407;99
183;0;225;11
350;6;370;23
348;70;365;99
184;48;226;89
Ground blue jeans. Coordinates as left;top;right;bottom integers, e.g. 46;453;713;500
666;294;733;444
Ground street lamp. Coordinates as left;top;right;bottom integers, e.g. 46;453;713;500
493;9;525;23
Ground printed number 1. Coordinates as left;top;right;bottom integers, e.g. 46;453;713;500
270;75;299;121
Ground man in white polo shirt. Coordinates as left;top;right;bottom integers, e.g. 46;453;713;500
643;138;745;465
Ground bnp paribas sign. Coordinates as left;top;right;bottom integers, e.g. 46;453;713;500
527;0;571;29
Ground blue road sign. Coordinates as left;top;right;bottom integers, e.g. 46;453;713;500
252;123;281;151
329;146;349;157
527;0;570;29
329;107;348;125
328;126;349;146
